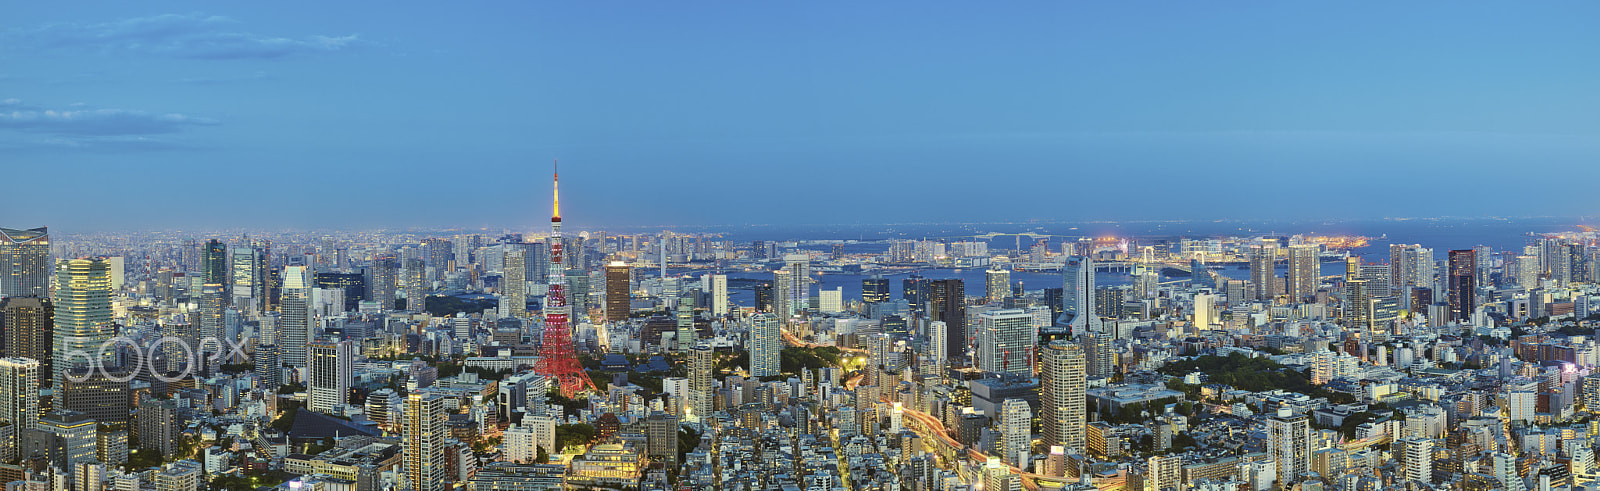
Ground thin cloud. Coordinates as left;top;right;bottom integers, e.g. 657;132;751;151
19;12;368;60
0;98;217;150
173;71;273;85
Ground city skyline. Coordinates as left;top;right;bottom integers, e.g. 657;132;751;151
6;2;1600;230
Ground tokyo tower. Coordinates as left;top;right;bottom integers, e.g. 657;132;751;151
535;162;597;397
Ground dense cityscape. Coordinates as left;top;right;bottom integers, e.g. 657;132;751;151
5;169;1600;491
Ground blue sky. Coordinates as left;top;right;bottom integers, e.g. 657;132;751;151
4;2;1599;231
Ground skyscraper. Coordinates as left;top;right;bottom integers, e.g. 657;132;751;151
976;309;1033;377
230;242;268;311
1249;244;1277;301
0;226;49;299
748;313;780;378
404;393;447;491
367;254;398;311
928;279;966;362
1061;256;1099;335
774;254;810;320
1;297;52;387
604;262;631;322
1267;407;1311;487
403;258;428;313
1040;340;1086;454
711;274;728;316
502;248;527;318
201;239;228;287
279;266;312;367
1286;245;1318;303
53;258;113;388
1448;249;1476;323
1344;279;1373;334
308;341;353;413
687;344;713;421
985;269;1011;304
197;284;225;345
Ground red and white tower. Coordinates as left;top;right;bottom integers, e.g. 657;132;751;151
534;161;596;397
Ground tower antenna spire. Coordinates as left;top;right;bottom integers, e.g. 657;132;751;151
552;159;561;221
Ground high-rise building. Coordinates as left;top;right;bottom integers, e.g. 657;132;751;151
137;399;179;457
687;344;713;421
38;409;97;467
862;278;889;305
1039;340;1086;454
53;258;113;388
404;393;447;491
1267;407;1311;487
1286;245;1318;303
525;241;550;284
1448;249;1477;323
1080;331;1114;380
201;239;228;287
999;398;1031;467
1;297;51;387
368;255;398;311
279;266;312;367
1397;437;1433;484
230;242;268;310
748;313;780;378
1344;279;1372;334
502;248;527;318
1061;257;1099;335
645;411;678;465
308;341;354;413
403;258;428;313
929;279;966;362
1250;244;1277;301
711;274;728;316
197;284;225;346
0;357;40;433
604;262;631;322
985;269;1012;304
255;344;281;388
0;227;49;299
976;309;1033;377
774;255;810;320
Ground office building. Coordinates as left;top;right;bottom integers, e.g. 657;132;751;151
61;367;130;424
197;284;225;346
1447;249;1476;324
230;243;268;311
605;262;630;322
1061;257;1100;335
201;239;228;287
37;409;97;468
1040;341;1086;454
862;277;889;305
929;278;966;362
1;297;51;387
367;255;398;311
279;266;312;367
986;269;1011;304
1286;245;1318;303
774;255;810;319
53;258;113;388
403;258;428;313
0;227;49;299
976;309;1034;377
1267;407;1311;486
313;272;367;312
308;341;354;413
255;344;280;388
404;393;447;491
748;313;780;378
